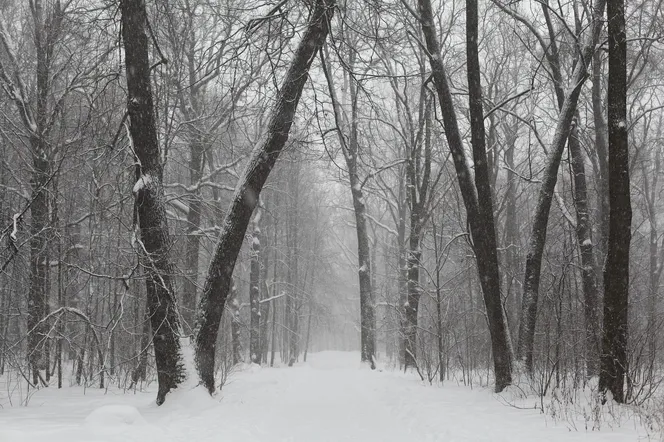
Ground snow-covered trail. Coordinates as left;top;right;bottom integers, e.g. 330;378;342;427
0;352;648;441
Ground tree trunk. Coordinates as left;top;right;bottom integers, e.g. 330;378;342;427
193;0;334;393
417;0;513;391
120;0;185;405
465;0;513;388
131;305;151;389
321;47;376;368
516;0;606;372
404;224;421;370
397;175;408;368
229;280;242;365
503;126;520;336
569;129;601;377
249;205;262;364
642;148;662;362
599;0;631;403
592;50;610;268
28;136;50;385
182;138;204;334
538;5;602;377
288;158;300;366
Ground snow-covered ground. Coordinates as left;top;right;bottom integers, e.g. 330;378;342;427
0;352;656;441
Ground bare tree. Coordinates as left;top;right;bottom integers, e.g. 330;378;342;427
503;0;606;372
120;0;185;405
600;0;631;403
412;0;513;391
194;0;335;394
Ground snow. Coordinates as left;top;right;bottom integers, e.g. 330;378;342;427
582;239;592;246
132;174;153;194
10;212;19;241
0;352;649;442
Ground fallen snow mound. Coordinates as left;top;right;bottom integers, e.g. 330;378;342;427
84;405;148;427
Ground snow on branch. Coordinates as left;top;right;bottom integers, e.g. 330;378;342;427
0;19;37;134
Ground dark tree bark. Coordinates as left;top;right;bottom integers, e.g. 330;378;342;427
502;122;520;334
194;0;334;394
27;136;50;385
465;0;514;386
516;0;606;372
535;6;601;376
600;0;631;403
416;0;512;391
121;0;185;405
249;204;262;364
321;46;376;368
130;306;151;389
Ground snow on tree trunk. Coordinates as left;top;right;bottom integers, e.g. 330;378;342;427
516;0;606;373
403;101;432;371
351;168;376;368
466;0;514;389
193;0;335;394
249;204;262;365
599;0;631;403
416;0;513;391
287;158;300;366
120;0;186;405
592;50;610;272
404;230;421;371
27;136;50;385
569;128;601;377
229;280;243;365
321;48;376;368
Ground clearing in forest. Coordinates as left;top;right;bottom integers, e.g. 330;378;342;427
0;352;650;441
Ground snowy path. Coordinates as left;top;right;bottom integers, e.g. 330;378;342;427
0;352;649;441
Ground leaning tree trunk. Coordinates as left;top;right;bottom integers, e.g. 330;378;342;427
194;0;334;394
417;0;512;391
516;0;606;372
542;6;601;377
120;0;185;405
465;0;513;387
599;0;631;403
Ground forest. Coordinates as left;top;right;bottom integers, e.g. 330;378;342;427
0;0;660;437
